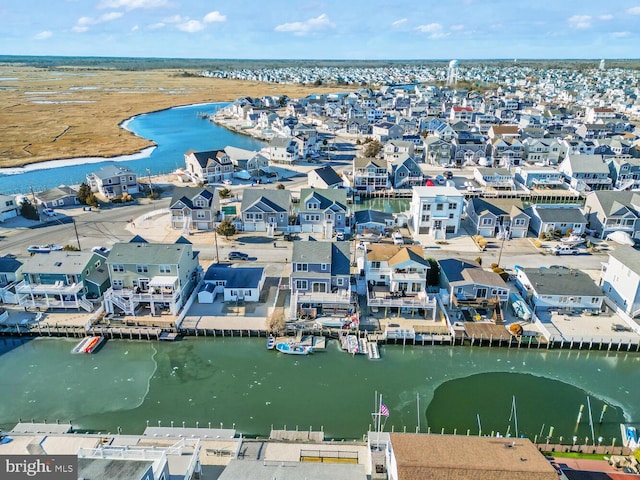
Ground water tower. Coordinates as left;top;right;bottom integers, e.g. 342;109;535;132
599;59;605;71
447;59;459;86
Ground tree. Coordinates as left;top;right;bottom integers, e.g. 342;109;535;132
20;201;39;220
363;140;383;157
77;182;97;207
216;219;236;240
218;188;232;199
425;258;440;286
276;183;285;190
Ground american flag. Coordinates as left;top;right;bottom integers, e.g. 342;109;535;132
380;402;390;417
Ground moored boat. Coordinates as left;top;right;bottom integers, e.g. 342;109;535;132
71;336;104;354
27;244;63;254
275;342;312;355
266;335;276;350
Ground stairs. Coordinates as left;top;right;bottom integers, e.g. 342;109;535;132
493;304;504;325
78;298;94;312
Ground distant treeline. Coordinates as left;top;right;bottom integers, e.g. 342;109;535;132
1;55;638;71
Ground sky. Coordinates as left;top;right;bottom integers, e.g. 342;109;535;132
1;0;639;60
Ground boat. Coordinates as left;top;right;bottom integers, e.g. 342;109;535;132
316;315;357;329
71;336;104;354
27;244;63;254
266;335;276;350
367;342;381;360
275;342;312;355
621;424;639;449
560;234;586;245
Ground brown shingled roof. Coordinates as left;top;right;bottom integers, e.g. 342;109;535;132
390;433;558;480
366;244;424;263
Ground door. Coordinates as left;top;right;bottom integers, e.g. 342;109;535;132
139;278;150;292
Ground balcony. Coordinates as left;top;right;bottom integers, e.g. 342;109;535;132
367;285;436;308
110;287;180;303
452;295;501;307
295;289;353;306
16;280;83;296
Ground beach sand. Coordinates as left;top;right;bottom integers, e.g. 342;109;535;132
0;65;343;169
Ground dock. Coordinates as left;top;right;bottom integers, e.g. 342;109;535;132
159;331;180;341
367;342;380;360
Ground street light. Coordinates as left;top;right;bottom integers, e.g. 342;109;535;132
146;168;154;199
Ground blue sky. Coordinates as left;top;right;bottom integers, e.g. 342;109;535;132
1;0;639;59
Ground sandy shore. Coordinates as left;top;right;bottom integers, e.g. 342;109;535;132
0;65;343;169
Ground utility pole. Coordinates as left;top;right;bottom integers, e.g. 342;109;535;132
146;168;154;199
72;218;81;250
214;230;220;264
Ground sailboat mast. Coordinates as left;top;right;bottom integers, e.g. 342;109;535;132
513;395;519;438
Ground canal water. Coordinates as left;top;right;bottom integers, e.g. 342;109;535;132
1;337;637;442
0;103;265;194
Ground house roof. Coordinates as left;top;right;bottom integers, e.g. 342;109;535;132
90;164;135;180
469;198;527;217
299;188;347;211
34;185;78;203
188;150;227;168
204;266;264;289
564;155;610;174
453;268;508;289
170;186;216;210
269;136;293;148
438;258;481;283
292;241;351;275
78;457;154;480
533;206;587;224
353;209;394;225
366;244;423;263
520;268;603;297
21;251;96;275
0;255;22;274
490;125;520;136
241;188;291;213
387;247;430;268
354;157;387;169
217;459;366;480
476;167;511;177
310;165;342;186
608;245;640;275
585;190;640;218
108;241;192;265
389;433;558;480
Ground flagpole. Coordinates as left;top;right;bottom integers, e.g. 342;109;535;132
377;394;383;447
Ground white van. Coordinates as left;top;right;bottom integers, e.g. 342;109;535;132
392;231;404;245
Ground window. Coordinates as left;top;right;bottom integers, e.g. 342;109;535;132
337;278;344;286
436;204;443;211
449;213;454;219
196;211;206;219
112;280;123;289
308;202;318;210
159;265;171;273
591;297;600;304
482;218;493;225
112;264;124;273
194;198;206;208
421;215;430;222
513;218;525;226
296;263;308;272
449;203;457;209
295;280;308;290
321;264;327;271
136;265;149;273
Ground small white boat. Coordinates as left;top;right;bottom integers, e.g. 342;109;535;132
275;342;312;355
27;244;63;254
266;335;276;350
560;234;585;245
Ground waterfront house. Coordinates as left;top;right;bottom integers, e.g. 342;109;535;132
289;241;353;319
514;166;564;189
33;185;79;209
184;149;234;184
515;267;604;313
558;153;612;192
86;164;139;199
16;251;108;312
389;154;424;190
383;140;415;162
0;194;19;222
489;137;524;167
353;210;395;236
451;134;485;166
297;188;349;235
525;204;587;238
600;245;640;318
409;186;464;240
201;265;265;303
607;156;640;191
223;146;269;177
583;190;640;240
473;167;515;189
307;165;343;189
0;255;23;304
268;136;299;164
169;186;219;231
385;433;559;480
465;198;529;238
424;136;453;166
352;157;389;193
240;188;292;233
363;244;436;318
103;239;200;317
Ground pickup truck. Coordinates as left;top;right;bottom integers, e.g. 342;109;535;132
549;245;579;255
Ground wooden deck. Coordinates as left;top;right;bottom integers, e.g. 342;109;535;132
463;322;511;340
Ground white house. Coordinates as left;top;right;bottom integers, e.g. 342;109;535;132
202;265;266;303
0;194;19;222
409;186;464;240
600;246;640;318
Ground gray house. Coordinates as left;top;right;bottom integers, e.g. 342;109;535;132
86;165;139;199
308;165;343;189
558;154;612;192
526;204;588;238
184;149;234;184
465;198;530;238
240;188;292;233
202;265;266;303
389;154;424;189
297;188;349;235
169;186;220;231
353;210;395;235
583;190;640;240
34;185;79;209
289;241;353;319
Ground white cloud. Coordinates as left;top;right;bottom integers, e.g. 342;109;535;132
203;11;226;23
450;24;465;30
568;15;592;29
98;0;170;10
274;13;335;35
131;25;139;32
598;14;613;20
148;22;165;29
611;31;631;37
34;30;53;40
77;16;94;26
72;25;89;33
391;18;408;28
177;19;205;32
415;23;442;33
626;6;640;15
72;12;123;32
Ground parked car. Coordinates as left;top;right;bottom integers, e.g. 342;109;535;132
444;170;454;179
549;245;579;255
42;208;56;217
228;251;249;261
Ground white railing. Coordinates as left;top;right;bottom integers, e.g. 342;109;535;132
15;280;83;295
295;290;352;305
